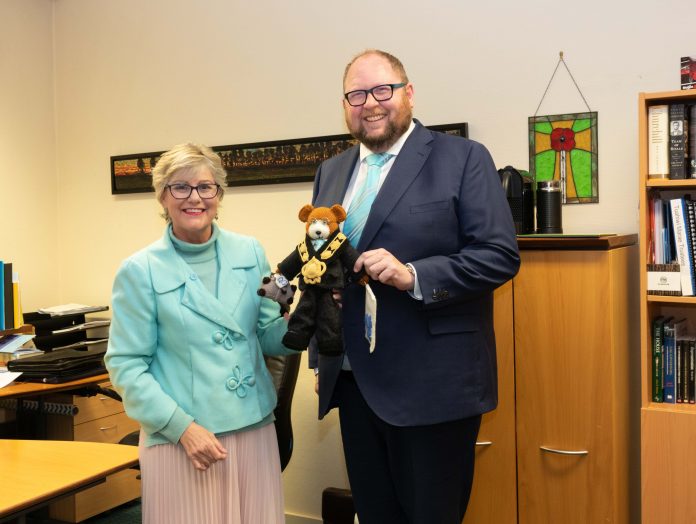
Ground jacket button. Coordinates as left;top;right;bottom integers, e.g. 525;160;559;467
213;331;225;343
189;274;198;281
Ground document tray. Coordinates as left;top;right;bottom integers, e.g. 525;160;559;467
7;344;107;383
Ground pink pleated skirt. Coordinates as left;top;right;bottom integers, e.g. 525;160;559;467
138;423;284;524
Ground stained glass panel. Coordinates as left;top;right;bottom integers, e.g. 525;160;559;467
528;111;598;204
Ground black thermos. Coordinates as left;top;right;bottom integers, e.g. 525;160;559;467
536;180;563;234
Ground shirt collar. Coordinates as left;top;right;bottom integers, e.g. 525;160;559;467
359;120;416;163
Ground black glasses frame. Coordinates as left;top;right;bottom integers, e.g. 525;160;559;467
343;83;407;107
166;183;221;200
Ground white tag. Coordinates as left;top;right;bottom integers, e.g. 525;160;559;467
364;283;377;353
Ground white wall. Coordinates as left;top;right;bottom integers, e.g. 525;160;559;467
3;0;696;519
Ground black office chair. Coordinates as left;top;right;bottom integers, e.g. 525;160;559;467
111;352;302;472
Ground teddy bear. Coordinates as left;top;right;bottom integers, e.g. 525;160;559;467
261;203;366;355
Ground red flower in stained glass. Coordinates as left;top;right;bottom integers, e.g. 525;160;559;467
550;128;576;151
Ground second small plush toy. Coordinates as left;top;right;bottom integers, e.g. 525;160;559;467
266;203;366;355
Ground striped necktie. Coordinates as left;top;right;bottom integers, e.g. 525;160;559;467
344;152;393;246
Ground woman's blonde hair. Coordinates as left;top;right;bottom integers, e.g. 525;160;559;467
152;143;227;216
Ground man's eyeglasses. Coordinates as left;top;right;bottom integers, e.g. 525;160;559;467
166;183;221;199
343;83;406;107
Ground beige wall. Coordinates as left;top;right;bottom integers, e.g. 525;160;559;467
0;0;58;310
2;0;696;520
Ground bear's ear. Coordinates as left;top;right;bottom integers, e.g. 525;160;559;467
298;204;314;222
330;204;347;223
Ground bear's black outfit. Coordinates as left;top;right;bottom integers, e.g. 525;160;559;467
278;230;363;355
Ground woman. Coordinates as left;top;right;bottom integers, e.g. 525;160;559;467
105;143;294;524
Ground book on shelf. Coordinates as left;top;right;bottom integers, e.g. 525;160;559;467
669;103;690;179
647;264;681;296
686;200;696;278
687;337;696;404
670;198;695;295
663;319;678;403
12;271;22;329
682;56;696;90
653;315;668;402
649;104;670;178
3;261;14;331
676;337;694;403
680;338;694;403
648;101;696;179
690;105;696;178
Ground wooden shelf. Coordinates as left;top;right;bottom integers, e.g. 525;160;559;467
646;295;696;305
647;178;696;188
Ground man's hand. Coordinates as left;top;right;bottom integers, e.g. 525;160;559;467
354;248;415;291
179;422;228;471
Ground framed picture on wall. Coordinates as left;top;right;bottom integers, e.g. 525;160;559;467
109;122;468;195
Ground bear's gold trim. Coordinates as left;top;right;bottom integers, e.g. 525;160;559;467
320;233;346;260
301;257;326;284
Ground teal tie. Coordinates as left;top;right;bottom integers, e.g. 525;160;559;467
344;152;393;246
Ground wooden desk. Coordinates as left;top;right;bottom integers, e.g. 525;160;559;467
0;373;111;400
0;374;141;522
0;439;138;523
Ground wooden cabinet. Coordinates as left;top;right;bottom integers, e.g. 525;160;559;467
45;383;140;522
465;236;637;524
639;90;696;524
463;281;517;524
515;240;637;524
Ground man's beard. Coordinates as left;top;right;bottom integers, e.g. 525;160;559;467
348;104;412;151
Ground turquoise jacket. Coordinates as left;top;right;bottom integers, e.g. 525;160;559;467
105;226;292;447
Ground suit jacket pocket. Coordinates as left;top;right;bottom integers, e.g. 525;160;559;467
427;314;479;335
410;200;450;214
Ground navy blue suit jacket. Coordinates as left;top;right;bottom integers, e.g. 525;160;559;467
310;122;520;426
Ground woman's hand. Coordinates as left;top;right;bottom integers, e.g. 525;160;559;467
179;422;228;471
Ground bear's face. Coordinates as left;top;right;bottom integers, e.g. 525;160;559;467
307;214;332;240
298;204;347;240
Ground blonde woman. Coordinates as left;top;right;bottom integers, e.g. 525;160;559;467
106;143;295;524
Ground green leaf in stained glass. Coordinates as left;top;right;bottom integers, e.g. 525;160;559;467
572;118;592;133
535;150;556;180
570;149;592;197
534;122;553;134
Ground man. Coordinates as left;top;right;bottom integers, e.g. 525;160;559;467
309;49;520;524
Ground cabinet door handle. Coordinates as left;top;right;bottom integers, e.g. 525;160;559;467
540;445;588;456
475;441;493;446
99;425;117;431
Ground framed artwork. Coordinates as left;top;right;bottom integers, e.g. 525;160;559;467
528;111;598;204
110;122;468;195
110;152;162;195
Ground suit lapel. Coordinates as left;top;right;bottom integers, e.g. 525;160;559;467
315;147;359;207
358;124;433;250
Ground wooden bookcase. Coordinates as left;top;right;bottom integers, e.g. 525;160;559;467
639;90;696;524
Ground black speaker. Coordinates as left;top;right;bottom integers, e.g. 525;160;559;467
498;166;534;234
536;180;563;234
